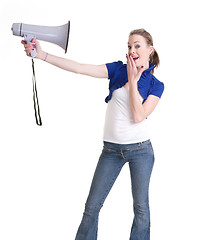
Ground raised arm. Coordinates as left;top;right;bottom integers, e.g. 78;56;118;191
22;39;108;79
126;54;160;123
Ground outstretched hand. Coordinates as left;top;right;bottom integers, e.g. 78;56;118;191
126;54;144;84
21;39;44;60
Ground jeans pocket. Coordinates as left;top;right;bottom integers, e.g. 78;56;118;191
103;145;116;152
136;140;152;150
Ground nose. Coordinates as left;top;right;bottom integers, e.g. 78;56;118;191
128;46;136;56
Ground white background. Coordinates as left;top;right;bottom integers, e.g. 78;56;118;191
1;0;198;239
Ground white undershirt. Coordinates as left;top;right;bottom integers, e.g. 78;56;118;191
103;87;150;144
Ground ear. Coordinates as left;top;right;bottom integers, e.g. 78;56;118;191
149;46;154;56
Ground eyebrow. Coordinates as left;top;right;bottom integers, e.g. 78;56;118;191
128;41;140;45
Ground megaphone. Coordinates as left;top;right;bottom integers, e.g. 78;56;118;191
12;21;70;57
11;21;70;126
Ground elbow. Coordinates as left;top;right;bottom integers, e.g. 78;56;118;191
133;115;146;124
133;118;143;124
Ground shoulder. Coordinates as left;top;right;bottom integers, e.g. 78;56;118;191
106;61;126;79
106;60;124;68
152;76;164;90
149;75;165;98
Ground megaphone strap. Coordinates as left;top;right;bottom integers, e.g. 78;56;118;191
32;59;42;126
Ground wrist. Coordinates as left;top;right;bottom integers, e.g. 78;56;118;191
39;51;48;61
129;80;138;89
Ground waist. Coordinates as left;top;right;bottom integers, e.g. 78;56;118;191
103;117;150;144
103;139;151;151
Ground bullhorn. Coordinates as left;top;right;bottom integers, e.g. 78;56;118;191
12;21;70;126
12;21;70;57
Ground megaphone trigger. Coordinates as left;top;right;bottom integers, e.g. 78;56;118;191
29;42;37;58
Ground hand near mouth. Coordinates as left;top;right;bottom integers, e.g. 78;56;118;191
126;54;144;84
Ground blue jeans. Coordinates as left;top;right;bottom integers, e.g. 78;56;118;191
75;140;154;240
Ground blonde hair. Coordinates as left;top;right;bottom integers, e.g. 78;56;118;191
129;29;159;73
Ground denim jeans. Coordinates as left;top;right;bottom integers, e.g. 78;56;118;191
75;140;154;240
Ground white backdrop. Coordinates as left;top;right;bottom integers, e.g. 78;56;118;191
1;0;198;239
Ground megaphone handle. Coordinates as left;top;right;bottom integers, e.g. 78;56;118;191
24;34;38;58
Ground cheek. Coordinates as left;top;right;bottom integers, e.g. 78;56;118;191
140;51;150;60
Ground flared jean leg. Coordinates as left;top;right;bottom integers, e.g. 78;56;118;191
75;204;100;240
75;145;125;240
127;142;154;240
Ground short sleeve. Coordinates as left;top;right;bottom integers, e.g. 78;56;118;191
149;79;164;98
106;61;123;80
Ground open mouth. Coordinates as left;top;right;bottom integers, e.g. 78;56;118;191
133;57;139;61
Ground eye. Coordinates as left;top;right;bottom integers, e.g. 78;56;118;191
135;44;141;49
128;45;131;50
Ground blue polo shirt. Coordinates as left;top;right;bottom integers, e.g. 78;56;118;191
105;61;164;103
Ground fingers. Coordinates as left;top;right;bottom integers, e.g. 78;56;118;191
126;54;136;69
126;54;137;75
126;54;132;73
126;54;145;73
21;40;34;56
126;54;145;82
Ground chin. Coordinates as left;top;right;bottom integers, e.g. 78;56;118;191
135;63;141;68
134;60;141;68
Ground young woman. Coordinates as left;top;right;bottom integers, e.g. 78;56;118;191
22;28;164;240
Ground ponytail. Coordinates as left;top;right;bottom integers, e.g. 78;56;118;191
149;49;160;74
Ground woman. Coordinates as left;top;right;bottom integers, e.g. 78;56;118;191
22;28;164;240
